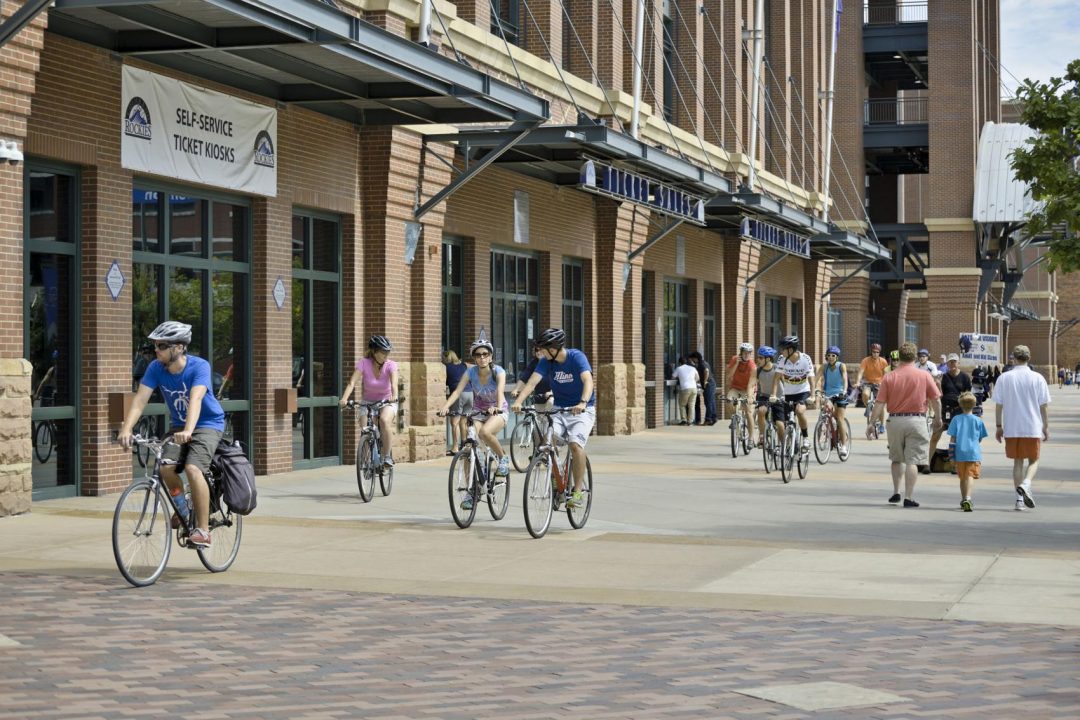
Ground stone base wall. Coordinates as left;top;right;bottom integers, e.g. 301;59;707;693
0;360;32;517
596;363;647;435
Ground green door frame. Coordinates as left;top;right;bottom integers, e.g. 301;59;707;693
24;161;82;500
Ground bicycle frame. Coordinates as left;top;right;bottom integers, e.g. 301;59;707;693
128;435;194;536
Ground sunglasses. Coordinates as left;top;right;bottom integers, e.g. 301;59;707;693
154;342;174;351
473;351;491;358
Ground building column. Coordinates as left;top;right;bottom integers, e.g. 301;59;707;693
1009;320;1055;380
720;238;761;387
539;251;562;331
564;0;597;82
925;270;981;362
802;260;831;361
643;269;665;427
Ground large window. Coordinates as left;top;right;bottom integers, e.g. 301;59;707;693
562;258;585;351
765;296;783;348
790;299;802;339
867;315;885;351
827;308;843;350
25;167;79;497
663;279;689;369
491;249;539;383
662;12;676;121
491;0;520;45
292;212;341;468
442;237;465;358
703;284;717;365
905;321;918;346
132;186;251;470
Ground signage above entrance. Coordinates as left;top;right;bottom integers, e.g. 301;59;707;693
121;66;277;197
579;160;706;225
740;218;810;259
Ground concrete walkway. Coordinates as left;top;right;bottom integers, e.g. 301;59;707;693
4;385;1079;627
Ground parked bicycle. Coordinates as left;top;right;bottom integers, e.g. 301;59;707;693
344;397;402;502
771;399;809;484
441;409;511;528
813;391;852;464
522;408;593;539
131;415;156;468
509;404;551;472
112;434;242;587
728;397;752;457
32;418;58;464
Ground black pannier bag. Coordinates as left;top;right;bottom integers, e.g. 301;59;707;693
211;440;257;515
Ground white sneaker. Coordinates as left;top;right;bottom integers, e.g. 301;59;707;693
1017;486;1035;509
1014;496;1025;512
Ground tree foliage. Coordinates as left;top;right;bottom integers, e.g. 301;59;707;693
1011;59;1080;272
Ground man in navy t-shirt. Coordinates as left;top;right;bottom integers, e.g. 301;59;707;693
119;321;225;549
510;328;594;509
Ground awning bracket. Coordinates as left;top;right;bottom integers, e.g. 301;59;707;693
742;250;788;301
414;121;540;220
0;0;51;49
627;219;685;261
820;259;874;299
1053;318;1080;339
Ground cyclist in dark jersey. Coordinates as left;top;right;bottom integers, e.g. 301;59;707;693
510;341;554;410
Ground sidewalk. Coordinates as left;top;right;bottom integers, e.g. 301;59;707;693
4;386;1078;626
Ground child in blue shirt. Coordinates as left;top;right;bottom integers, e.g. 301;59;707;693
947;391;988;512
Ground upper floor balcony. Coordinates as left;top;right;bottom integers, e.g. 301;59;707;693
864;1;928;78
864;96;929;174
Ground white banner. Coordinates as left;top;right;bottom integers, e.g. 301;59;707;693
121;66;277;197
958;333;1000;366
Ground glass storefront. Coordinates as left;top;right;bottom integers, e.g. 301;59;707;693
292;212;341;467
131;185;251;473
25;167;79;497
490;248;539;383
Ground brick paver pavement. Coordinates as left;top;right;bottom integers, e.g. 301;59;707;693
2;572;1078;719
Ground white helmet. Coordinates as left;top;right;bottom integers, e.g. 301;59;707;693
738;342;754;353
148;320;192;345
469;327;494;356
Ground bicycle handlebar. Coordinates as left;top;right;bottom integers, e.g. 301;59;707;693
344;396;405;411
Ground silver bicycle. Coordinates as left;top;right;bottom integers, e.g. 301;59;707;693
443;410;511;528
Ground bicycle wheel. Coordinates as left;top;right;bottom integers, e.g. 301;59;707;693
487;454;509;520
813;417;832;465
509;419;536;472
523;453;555;538
762;424;774;473
448;449;478;528
797;433;810;479
740;416;753;455
379;462;394;496
33;421;53;464
566;456;593;529
197;487;242;573
729;415;739;458
112;480;172;587
838;418;853;461
779;430;796;484
356;435;376;503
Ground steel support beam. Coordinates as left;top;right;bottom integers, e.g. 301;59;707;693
628;219;684;261
0;0;52;48
821;259;873;299
742;251;788;301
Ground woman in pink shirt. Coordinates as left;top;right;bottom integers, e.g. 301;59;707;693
340;335;399;467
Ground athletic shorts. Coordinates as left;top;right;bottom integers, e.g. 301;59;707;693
1005;437;1041;461
827;393;849;408
163;427;223;476
955;461;981;481
552;406;596;447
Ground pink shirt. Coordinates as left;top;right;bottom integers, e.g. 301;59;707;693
876;363;940;414
356;357;397;402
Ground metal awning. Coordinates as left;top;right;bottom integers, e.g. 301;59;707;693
429;124;732;197
47;0;549;126
707;192;889;262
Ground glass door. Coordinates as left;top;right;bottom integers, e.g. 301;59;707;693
25;167;80;498
490;249;539;384
292;212;341;468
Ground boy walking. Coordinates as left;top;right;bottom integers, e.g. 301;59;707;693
947;392;987;512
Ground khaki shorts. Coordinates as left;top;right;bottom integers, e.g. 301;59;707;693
885;416;930;466
726;389;749;402
163;427;223;475
1005;437;1041;461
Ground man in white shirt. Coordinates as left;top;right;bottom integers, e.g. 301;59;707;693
769;335;814;451
672;357;700;426
914;348;940;377
992;345;1050;510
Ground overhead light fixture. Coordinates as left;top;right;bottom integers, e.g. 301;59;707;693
0;141;11;163
0;140;22;165
893;53;902;59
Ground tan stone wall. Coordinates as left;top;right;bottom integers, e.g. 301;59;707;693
0;360;32;517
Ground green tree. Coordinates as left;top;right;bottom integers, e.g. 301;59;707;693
1010;58;1080;272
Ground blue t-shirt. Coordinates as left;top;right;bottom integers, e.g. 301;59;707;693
534;349;595;408
140;355;226;431
466;365;508;412
947;412;988;462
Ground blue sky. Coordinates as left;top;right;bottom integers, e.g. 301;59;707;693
1000;0;1078;93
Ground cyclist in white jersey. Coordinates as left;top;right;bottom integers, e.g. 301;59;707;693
769;335;814;451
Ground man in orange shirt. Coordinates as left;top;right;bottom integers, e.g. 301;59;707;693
855;343;888;425
726;342;757;439
868;342;942;508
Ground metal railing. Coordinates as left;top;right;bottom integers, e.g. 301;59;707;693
864;96;929;125
864;1;928;25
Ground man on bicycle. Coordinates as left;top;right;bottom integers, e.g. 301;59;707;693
726;342;757;437
769;335;814;452
118;321;226;549
814;345;850;453
855;343;887;419
510;327;594;509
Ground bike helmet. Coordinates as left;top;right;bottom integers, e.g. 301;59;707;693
470;327;494;356
757;345;776;359
870;343;882;352
535;327;566;349
889;350;900;361
826;345;841;357
148;320;192;345
918;348;930;357
738;342;754;353
368;335;393;352
779;335;800;350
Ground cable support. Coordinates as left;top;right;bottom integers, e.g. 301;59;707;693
555;0;628;133
753;55;812;207
518;0;585;121
489;0;527;90
667;1;744;153
597;0;689;161
826;122;881;245
976;40;1025;99
429;2;467;65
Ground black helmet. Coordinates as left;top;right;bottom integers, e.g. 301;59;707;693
368;335;393;351
779;335;800;350
535;327;566;349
